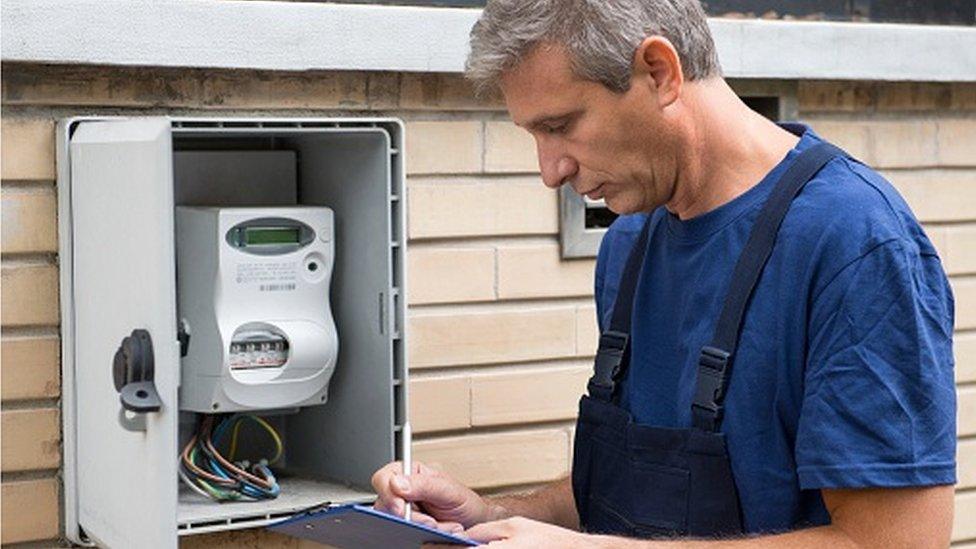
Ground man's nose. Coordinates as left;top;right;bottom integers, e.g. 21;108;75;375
537;141;578;189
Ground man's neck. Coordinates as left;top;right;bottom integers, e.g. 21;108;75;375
666;79;801;221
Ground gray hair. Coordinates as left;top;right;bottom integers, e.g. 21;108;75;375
466;0;721;95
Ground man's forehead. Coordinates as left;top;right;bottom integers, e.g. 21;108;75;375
500;44;585;126
502;43;576;88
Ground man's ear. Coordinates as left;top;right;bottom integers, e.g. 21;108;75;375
632;36;683;108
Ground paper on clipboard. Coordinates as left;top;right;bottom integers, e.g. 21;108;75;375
269;504;480;548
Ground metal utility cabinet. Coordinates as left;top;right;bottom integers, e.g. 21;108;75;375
56;117;408;548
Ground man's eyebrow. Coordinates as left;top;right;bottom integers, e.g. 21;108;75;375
521;110;583;131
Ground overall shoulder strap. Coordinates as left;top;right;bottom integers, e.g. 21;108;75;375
692;142;848;431
586;216;653;402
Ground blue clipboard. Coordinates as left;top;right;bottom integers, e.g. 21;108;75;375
269;504;480;548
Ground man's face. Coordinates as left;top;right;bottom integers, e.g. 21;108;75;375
500;44;679;214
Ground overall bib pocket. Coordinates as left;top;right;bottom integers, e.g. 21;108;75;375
587;436;690;536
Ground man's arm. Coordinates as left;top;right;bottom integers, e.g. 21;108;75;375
486;476;578;530
631;485;954;548
466;485;955;548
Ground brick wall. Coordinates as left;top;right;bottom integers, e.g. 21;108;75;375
1;65;973;546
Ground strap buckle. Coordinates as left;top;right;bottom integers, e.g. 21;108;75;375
587;331;629;399
692;346;732;430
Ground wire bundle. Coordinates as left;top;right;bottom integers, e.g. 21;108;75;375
179;414;283;502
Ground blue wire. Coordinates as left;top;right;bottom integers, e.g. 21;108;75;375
240;474;279;498
191;414;282;501
241;485;268;499
211;414;236;443
208;456;233;481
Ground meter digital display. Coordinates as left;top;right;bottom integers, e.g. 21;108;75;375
226;217;315;254
244;227;300;246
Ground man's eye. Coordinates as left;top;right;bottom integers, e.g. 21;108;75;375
544;123;567;134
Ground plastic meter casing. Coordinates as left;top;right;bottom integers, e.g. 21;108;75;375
176;206;339;413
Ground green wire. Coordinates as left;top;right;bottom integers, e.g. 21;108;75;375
185;414;283;502
189;446;240;501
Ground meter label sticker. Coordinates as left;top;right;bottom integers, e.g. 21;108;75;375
235;261;297;289
259;283;297;292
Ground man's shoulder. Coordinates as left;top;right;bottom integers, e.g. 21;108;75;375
797;156;904;227
784;154;936;260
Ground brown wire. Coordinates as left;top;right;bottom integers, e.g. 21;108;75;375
180;417;236;486
202;434;274;489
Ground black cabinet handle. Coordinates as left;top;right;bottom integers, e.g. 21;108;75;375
113;329;163;414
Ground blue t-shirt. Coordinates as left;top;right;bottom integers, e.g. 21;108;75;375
594;125;956;533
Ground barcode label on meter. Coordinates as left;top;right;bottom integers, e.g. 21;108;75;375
260;283;297;292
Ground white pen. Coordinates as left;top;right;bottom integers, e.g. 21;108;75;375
402;420;413;521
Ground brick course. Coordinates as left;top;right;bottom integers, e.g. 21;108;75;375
1;408;61;472
484;121;538;173
405;121;483;175
408;246;496;305
497;245;596;300
1;187;58;254
1;264;60;327
409;307;579;368
407;177;558;239
1;479;59;544
1;117;55;181
414;429;570;490
1;336;61;401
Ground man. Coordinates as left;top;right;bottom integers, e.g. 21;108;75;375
373;1;957;546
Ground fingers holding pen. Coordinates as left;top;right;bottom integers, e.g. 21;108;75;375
371;460;429;516
372;458;490;529
372;460;407;515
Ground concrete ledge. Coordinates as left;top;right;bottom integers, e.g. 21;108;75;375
2;0;975;82
710;19;976;82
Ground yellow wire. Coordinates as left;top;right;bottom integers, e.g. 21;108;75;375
227;415;284;465
228;420;244;461
248;415;284;465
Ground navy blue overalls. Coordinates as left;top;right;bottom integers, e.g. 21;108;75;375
572;141;846;538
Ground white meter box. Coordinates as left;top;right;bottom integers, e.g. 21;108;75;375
177;206;339;413
57;117;408;548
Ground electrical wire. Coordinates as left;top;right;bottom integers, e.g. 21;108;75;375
178;460;219;500
179;413;283;502
228;415;283;464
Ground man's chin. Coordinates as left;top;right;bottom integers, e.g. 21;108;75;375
603;196;635;215
605;195;656;216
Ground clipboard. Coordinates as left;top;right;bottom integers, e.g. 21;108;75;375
269;504;481;548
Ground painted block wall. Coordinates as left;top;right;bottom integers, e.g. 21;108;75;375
1;65;974;547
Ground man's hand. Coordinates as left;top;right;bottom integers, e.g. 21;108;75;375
371;460;491;531
372;464;578;533
463;517;606;548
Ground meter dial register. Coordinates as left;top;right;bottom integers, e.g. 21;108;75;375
176;206;339;413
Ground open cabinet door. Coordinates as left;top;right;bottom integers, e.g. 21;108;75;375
66;118;179;548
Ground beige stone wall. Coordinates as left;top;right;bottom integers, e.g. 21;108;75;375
1;65;974;546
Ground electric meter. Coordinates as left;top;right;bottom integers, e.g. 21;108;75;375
176;206;339;412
